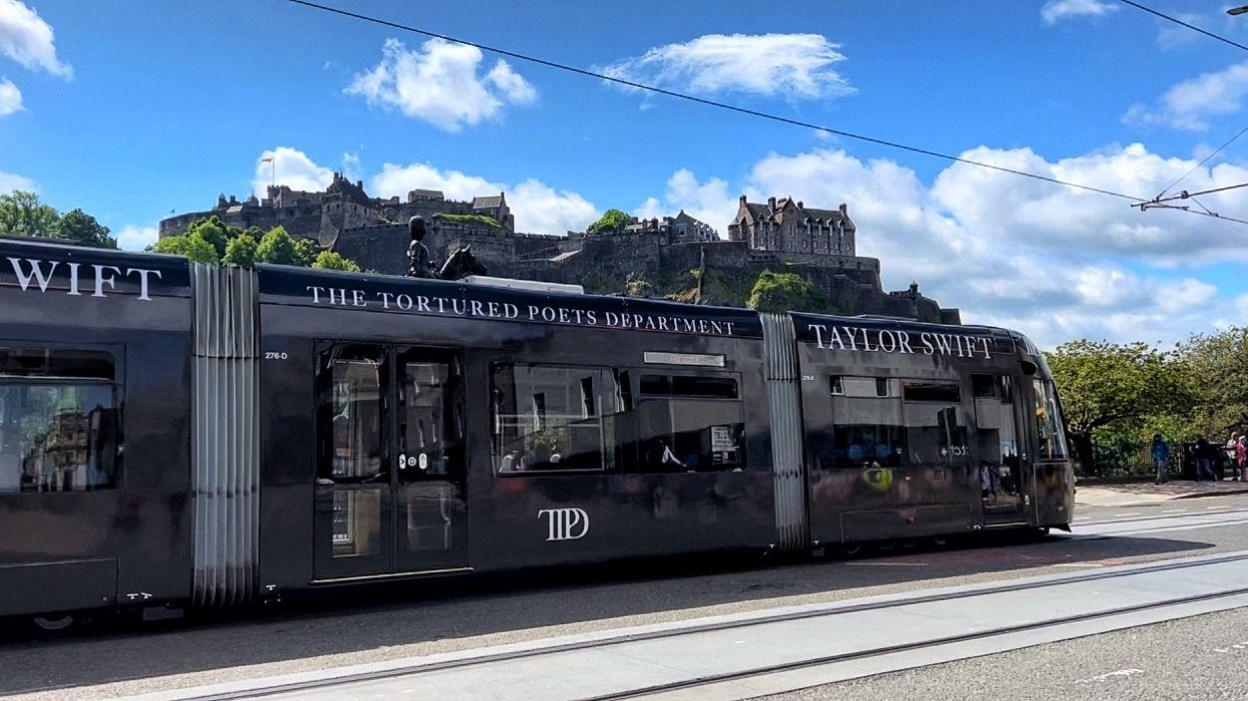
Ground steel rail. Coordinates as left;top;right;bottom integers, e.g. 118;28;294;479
1072;507;1248;529
180;550;1248;701
586;583;1248;700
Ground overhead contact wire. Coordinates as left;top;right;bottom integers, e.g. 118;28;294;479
283;0;1147;203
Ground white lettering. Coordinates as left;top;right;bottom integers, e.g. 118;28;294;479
126;268;161;301
8;258;59;293
92;265;121;298
67;262;81;296
898;331;913;354
539;508;590;541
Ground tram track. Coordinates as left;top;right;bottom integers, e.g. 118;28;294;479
1073;506;1248;529
585;584;1248;700
170;550;1248;701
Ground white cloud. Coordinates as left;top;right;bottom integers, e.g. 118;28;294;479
118;224;157;251
372;161;504;202
370;161;597;235
341;152;362;182
633;168;736;236
1155;11;1210;50
0;0;71;78
252;146;335;198
0;76;20;115
1040;0;1119;25
345;38;536;132
511;179;597;235
601;33;853;100
641;142;1248;348
0;168;34;192
1123;61;1248;132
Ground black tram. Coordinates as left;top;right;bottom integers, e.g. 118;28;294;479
0;238;1073;623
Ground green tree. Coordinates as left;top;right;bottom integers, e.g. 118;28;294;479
221;233;258;267
746;270;825;313
1046;340;1194;474
293;237;319;267
1178;327;1248;440
183;234;220;264
311;250;362;272
255;226;297;265
586;209;632;235
152;233;218;263
152;235;189;256
185;216;231;257
56;209;117;248
0;191;60;239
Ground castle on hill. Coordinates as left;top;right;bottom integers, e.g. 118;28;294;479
159;175;960;324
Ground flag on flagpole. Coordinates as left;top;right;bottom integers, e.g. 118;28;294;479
260;156;273;163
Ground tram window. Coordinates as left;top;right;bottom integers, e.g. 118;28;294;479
1032;379;1069;460
835;376;892;398
0;350;119;494
640;374;670;396
902;381;961;403
640;374;738;399
828;378;904;469
398;359;464;478
492;364;624;474
638;398;745;472
634;373;744;472
900;379;967;463
974;374;1020;489
972;374;996;399
318;352;384;481
0;348;114;380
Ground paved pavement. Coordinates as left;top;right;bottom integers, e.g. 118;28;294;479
3;490;1248;700
761;606;1248;701
120;551;1248;700
1076;479;1248;507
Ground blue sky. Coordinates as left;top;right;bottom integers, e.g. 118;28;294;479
3;0;1248;346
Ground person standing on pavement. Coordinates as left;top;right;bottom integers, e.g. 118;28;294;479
1237;436;1247;482
1151;433;1170;485
1226;433;1241;481
1195;437;1217;482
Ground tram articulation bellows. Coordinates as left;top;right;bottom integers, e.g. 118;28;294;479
190;263;261;608
761;313;809;552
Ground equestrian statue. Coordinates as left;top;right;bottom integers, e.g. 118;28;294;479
407;215;489;281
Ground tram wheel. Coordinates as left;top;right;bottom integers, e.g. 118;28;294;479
31;613;75;632
931;536;949;547
841;542;863;557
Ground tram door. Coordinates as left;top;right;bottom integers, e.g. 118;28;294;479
973;373;1029;523
314;344;468;580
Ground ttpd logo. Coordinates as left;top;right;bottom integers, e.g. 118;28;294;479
538;508;589;542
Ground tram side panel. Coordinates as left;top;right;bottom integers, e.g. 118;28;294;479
0;243;194;617
465;304;776;571
1023;345;1076;529
791;314;1027;545
255;268;778;590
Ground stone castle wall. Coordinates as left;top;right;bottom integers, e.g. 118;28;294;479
160;184;959;324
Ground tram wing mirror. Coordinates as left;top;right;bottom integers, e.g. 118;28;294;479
1019;360;1038;376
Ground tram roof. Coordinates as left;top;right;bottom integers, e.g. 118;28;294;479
0;238;1033;349
257;262;766;340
